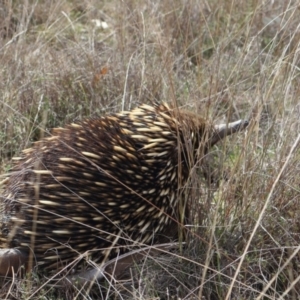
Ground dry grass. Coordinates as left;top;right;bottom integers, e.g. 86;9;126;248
1;0;300;299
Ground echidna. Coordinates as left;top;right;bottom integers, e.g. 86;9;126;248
0;103;248;276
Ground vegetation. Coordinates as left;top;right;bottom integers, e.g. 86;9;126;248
0;0;300;299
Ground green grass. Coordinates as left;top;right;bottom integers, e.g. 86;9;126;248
1;0;300;299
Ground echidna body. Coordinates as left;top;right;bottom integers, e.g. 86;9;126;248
0;103;247;274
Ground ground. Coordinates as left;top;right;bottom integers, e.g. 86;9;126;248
0;0;300;299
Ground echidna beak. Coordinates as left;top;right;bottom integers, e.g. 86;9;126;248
212;119;249;145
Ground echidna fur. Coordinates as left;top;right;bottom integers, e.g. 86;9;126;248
0;102;248;275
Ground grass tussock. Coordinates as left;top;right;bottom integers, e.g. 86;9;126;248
1;0;300;299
